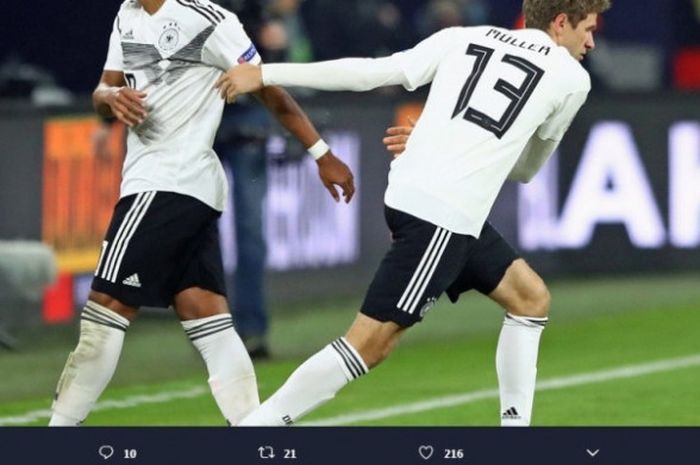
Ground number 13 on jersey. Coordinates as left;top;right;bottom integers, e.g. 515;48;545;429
451;44;545;139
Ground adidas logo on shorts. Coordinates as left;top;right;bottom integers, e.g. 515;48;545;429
122;273;142;288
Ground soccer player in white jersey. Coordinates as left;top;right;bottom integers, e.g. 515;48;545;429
217;0;611;427
48;0;355;426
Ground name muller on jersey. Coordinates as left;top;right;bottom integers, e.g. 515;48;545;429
485;29;552;56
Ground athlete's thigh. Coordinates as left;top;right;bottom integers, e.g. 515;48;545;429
173;218;228;319
445;221;520;303
92;191;217;309
360;206;475;328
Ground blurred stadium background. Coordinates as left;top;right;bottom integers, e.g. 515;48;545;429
0;0;699;426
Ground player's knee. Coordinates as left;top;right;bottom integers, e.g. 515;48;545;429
509;282;550;318
174;287;228;321
533;285;551;317
87;292;137;321
525;283;550;318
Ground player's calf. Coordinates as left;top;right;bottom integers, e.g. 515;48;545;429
239;313;405;426
239;335;369;426
494;283;549;426
496;312;546;427
50;300;130;426
487;261;550;426
176;288;260;426
182;313;260;426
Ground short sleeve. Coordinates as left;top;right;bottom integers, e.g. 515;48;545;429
537;89;589;142
203;11;261;70
104;16;124;71
391;27;462;91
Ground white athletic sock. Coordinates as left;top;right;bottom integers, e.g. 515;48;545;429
50;301;130;426
182;314;259;425
496;313;547;427
239;337;368;426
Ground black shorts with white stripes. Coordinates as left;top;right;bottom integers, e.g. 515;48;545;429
360;206;519;327
92;191;226;308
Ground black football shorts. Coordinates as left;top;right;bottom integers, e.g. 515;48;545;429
91;191;226;308
361;206;519;327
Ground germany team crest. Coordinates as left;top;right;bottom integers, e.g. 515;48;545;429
158;22;180;51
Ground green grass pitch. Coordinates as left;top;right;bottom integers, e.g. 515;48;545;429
0;274;698;426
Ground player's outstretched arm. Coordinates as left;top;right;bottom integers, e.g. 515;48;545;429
217;56;410;103
254;85;355;203
93;70;148;128
217;28;461;103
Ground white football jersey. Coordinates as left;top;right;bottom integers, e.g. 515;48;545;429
385;26;590;236
104;0;261;211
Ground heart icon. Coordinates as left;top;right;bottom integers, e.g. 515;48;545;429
418;445;434;460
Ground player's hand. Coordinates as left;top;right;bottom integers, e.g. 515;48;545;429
316;152;355;203
105;87;147;128
216;63;264;104
382;117;416;158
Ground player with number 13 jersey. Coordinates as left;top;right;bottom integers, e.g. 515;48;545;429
215;0;609;428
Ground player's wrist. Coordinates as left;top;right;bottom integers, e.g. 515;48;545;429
95;90;117;118
308;139;330;161
101;87;120;108
260;64;270;87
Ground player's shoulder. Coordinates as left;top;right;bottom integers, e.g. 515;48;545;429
115;0;141;17
112;0;142;28
434;25;493;41
117;0;141;13
170;0;237;26
570;61;591;92
551;48;591;93
421;25;493;52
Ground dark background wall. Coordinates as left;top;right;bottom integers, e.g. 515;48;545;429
2;92;699;281
0;0;686;94
0;1;121;94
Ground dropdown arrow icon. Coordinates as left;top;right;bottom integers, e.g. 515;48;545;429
586;449;600;457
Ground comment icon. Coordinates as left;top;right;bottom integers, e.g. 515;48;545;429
98;445;114;460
